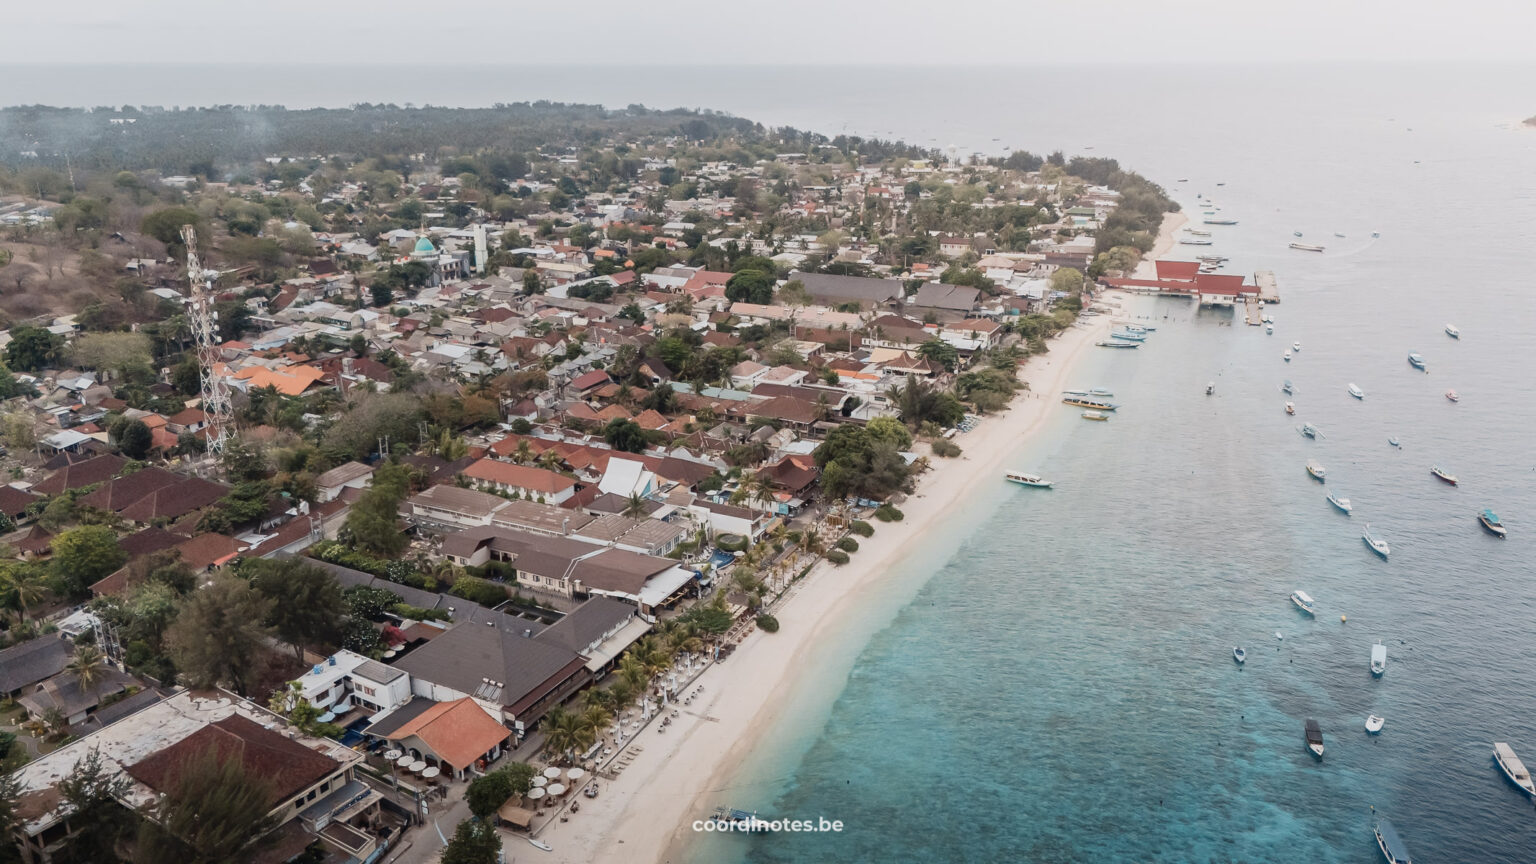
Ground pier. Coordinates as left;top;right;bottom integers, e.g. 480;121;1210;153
1244;298;1264;325
1255;270;1281;303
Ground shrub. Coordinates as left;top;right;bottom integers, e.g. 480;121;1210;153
931;439;962;458
836;537;859;553
849;520;874;538
874;504;904;522
449;575;510;607
755;614;779;633
716;533;748;553
825;550;850;565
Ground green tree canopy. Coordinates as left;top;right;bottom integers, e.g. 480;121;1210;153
52;525;128;598
341;461;411;557
134;745;279;864
247;558;343;661
602;418;648;453
165;572;273;695
441;818;501;864
465;763;536;819
724;269;774;305
4;326;64;372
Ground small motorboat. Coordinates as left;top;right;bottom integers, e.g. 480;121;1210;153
1494;742;1536;796
1327;491;1352;514
1284;350;1292;362
1430;466;1458;486
1445;389;1459;402
1362;524;1390;559
1306;460;1326;482
1088;387;1116;396
1478;508;1507;538
1290;590;1317;615
1371;230;1381;238
1233;647;1246;665
1407;352;1427;371
1097;340;1139;349
529;838;553;852
1445;324;1460;339
1206;382;1215;395
1334;231;1346;238
1266;323;1274;335
1292;341;1302;352
1005;471;1053;488
1293;230;1303;238
1081;410;1109;421
1348;383;1364;400
1289;242;1326;252
1366;715;1386;734
1300;422;1321;439
1305;718;1325;758
1375;818;1412;864
1371;641;1387;676
1281;379;1294;394
1285;401;1296;415
1388;436;1400;448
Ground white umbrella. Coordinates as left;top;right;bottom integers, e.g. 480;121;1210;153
543;766;563;779
566;767;585;781
383;750;402;761
547;783;567;797
409;760;427;773
532;776;547;787
421;766;440;780
527;787;546;801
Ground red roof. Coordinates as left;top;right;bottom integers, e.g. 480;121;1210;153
569;370;611;391
461;458;576;494
125;714;337;806
383;698;509;772
1154;260;1201;281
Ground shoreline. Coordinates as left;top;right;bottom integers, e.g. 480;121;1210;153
535;311;1116;864
1133;210;1189;278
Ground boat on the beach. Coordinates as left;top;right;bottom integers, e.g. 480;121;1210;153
1430;466;1458;486
1081;410;1109;421
1062;397;1117;411
1285;401;1295;415
1281;379;1294;394
1348;383;1365;400
1233;647;1246;665
1479;508;1507;538
1109;329;1147;342
1327;491;1352;514
1408;352;1427;371
1004;471;1052;488
529;838;553;852
1307;460;1326;482
1096;340;1139;349
1184;228;1212;237
1445;389;1459;402
1371;642;1387;676
1305;719;1325;758
1375;818;1413;864
1291;590;1317;615
1366;715;1386;734
1204;218;1239;225
1445;324;1460;339
1494;742;1536;796
1362;524;1390;559
1289;242;1326;252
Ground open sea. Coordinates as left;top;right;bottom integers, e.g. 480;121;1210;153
7;62;1536;862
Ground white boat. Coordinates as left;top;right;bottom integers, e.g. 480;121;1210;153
1289;242;1326;252
1494;742;1536;796
1180;238;1214;246
1305;719;1325;758
1290;590;1316;615
1348;383;1364;400
1445;324;1460;339
1306;460;1326;481
1362;524;1390;559
1292;341;1302;352
1284;350;1292;362
1327;491;1351;514
529;838;553;852
1266;323;1274;335
1233;647;1246;665
1371;642;1386;676
1005;471;1052;488
1366;715;1386;734
1285;401;1295;415
1081;410;1109;421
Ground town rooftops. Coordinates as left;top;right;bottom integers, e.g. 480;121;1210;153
909;283;981;311
125;713;338;806
406;484;511;519
461;459;576;494
789;271;903;306
0;635;72;694
388;616;585;712
375;697;510;772
490;498;594;536
570;548;676;596
315;461;374;488
32;453;127;496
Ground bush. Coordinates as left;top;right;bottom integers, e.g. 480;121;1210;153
715;533;748;553
874;504;904;522
849;520;874;537
825;550;850;565
449;575;510;607
836;537;859;553
931;439;962;458
755;614;779;633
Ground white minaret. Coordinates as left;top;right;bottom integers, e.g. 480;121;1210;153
473;224;488;275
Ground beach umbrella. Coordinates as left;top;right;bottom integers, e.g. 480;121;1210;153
547;783;567;797
566;767;585;781
421;767;440;780
383;750;402;762
532;776;547;787
527;787;546;801
543;766;563;779
408;760;427;773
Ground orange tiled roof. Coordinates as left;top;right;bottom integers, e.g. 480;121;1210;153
234;364;327;396
386;698;510;772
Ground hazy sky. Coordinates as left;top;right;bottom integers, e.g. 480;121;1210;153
12;0;1536;65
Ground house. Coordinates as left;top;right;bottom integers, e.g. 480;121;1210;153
18;667;133;727
688;498;765;541
789;272;904;310
404;485;511;533
368;697;511;780
31;454;126;496
937;235;974;258
291;650;412;721
728;361;769;390
0;485;41;522
460;459;577;504
314;461;374;503
0;636;73;699
907;283;981;320
163;408;208;435
936;318;1006;352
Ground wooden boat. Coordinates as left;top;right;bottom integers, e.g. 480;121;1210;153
1430;466;1458;486
1494;742;1536;796
1407;352;1426;371
1371;642;1386;676
1305;719;1324;758
1285;401;1295;415
1362;524;1390;559
1445;324;1460;339
1096;340;1139;349
1375;818;1413;864
1348;383;1364;400
1289;242;1326;252
1062;397;1117;411
1081;410;1109;421
1306;460;1326;482
1479;508;1507;538
1290;590;1317;615
1327;491;1351;514
1445;389;1459;402
1004;471;1052;488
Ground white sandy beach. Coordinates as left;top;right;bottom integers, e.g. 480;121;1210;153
533;311;1115;864
1133;211;1189;278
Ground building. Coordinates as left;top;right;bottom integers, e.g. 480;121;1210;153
789;271;904;310
404;484;511;532
459;459;577;504
314;461;375;502
291;649;412;718
367;697;511;780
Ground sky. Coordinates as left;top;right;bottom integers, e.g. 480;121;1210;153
11;0;1536;66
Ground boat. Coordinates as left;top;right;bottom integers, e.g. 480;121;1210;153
1362;524;1390;559
1289;242;1326;252
1285;401;1295;415
1233;647;1246;665
1097;340;1140;349
1284;350;1292;362
1206;382;1215;395
1062;397;1117;411
1334;232;1346;238
1445;389;1459;402
1179;238;1214;246
1306;460;1326;482
1291;590;1317;615
1266;323;1274;335
1305;719;1325;758
1407;352;1426;371
1445;324;1460;339
1063;388;1114;399
1375;818;1413;864
529;838;554;852
1348;383;1364;400
1372;230;1381;238
1293;230;1303;237
1300;422;1320;439
1204;218;1239;225
1081;410;1109;421
1292;341;1302;352
1430;466;1458;486
1371;642;1386;676
1327;491;1352;514
1109;329;1147;342
1479;508;1506;538
1281;380;1294;394
1366;715;1386;734
1088;387;1116;397
1184;228;1212;237
1389;436;1400;448
1004;471;1052;488
1494;742;1536;796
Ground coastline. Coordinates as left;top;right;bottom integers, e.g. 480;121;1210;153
1133;210;1189;278
535;309;1116;864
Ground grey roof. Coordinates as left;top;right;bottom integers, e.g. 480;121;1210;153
569;548;675;595
490;499;594;535
389;615;581;709
352;658;406;685
309;559;468;620
790;271;903;305
442;525;600;581
361;696;438;737
909;283;981;311
19;668;132;718
315;461;373;488
534;597;639;656
70;686;166;736
407;484;510;518
0;636;73;694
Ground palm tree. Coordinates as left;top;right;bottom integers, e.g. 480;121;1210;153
0;564;48;623
512;440;534;464
581;704;610;735
800;527;825;557
541;707;576;762
617;654;648;693
68;644;105;693
622;493;648;519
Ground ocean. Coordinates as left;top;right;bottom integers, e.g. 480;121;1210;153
8;62;1536;862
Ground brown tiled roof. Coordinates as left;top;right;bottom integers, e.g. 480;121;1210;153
174;533;244;571
461;459;575;494
125;714;337;806
32;453;127;496
0;486;41;518
76;468;181;512
383;698;510;772
117;477;229;523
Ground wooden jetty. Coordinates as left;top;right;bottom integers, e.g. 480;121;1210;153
1255;270;1281;303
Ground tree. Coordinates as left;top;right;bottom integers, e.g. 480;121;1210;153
172;357;202;396
68;643;105;694
165;573;273;695
141;207;201;248
370;281;393;308
602;418;648;453
52;525;127;598
4;326;64;372
57;748;135;862
465;763;536;820
441;818;501;864
342;461;410;557
917;338;960;373
777;279;810;307
622;493;648;519
247;558;343;661
116;417;153;459
134;746;279;864
0;561;49;622
1049;267;1085;294
724;269;774;305
885;376;965;430
864;416;913;451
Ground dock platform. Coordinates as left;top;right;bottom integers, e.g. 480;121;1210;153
1244;298;1264;325
1255;270;1281;304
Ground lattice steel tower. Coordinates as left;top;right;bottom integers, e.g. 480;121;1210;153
180;224;234;457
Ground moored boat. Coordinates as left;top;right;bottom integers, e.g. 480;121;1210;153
1348;383;1364;399
1407;352;1426;371
1289;242;1326;252
1062;397;1117;411
1109;329;1147;342
1388;436;1400;448
1281;379;1293;394
1266;323;1274;334
1284;350;1292;362
1362;524;1390;559
1479;509;1507;538
1306;460;1326;482
1088;387;1115;397
1445;389;1459;402
1285;401;1295;415
1327;491;1352;514
1300;422;1320;439
1204;218;1238;225
1004;471;1052;488
1375;818;1413;864
1445;324;1460;339
1206;382;1214;395
1081;410;1109;421
1430;466;1458;486
1366;715;1386;734
1292;341;1302;352
1291;590;1317;615
1179;238;1214;246
1233;647;1246;665
1305;719;1325;758
1494;742;1536;796
1096;340;1139;349
1371;642;1386;676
